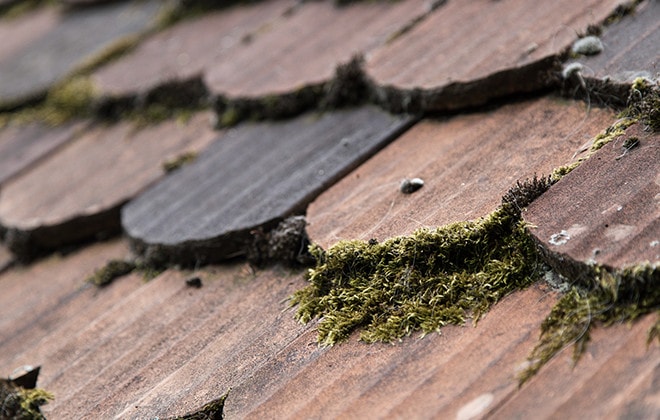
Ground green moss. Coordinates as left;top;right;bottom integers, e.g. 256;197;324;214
589;117;636;152
0;76;97;128
0;0;52;20
0;379;53;420
291;205;542;345
218;107;241;128
86;259;136;287
162;151;199;173
72;35;140;77
550;161;580;182
648;312;660;346
626;78;660;132
167;389;230;420
86;257;169;286
520;263;659;384
603;0;645;26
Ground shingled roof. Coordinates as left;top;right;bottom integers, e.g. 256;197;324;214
0;0;658;418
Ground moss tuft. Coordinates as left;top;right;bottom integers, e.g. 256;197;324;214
86;259;136;287
0;379;53;420
520;263;659;384
625;78;660;132
501;174;553;216
162;151;199;173
0;0;51;20
291;206;541;345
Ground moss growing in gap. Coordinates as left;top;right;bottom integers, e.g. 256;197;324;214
0;0;53;20
162;151;199;173
86;257;167;287
291;175;551;345
519;264;659;384
550;80;658;180
86;259;136;287
0;378;53;420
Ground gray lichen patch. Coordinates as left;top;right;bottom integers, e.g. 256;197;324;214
291;203;543;346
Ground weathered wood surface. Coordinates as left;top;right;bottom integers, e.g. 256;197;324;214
0;0;163;108
0;113;216;257
122;107;414;264
306;97;614;249
525;123;660;269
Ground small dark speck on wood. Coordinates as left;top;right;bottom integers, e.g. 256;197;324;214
400;178;424;194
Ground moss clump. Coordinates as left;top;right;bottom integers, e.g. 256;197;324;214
625;78;660;132
162;151;199;173
40;76;97;124
86;259;136;287
166;389;230;420
0;379;53;420
0;0;51;20
0;76;97;128
291;205;541;345
520;263;659;384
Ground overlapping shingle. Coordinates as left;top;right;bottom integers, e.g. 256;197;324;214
306;97;614;248
203;0;428;101
0;0;164;109
563;0;660;103
0;121;83;185
491;312;659;419
365;0;627;112
0;239;134;375
91;0;299;105
525;123;659;270
0;113;216;258
122;106;413;265
0;0;657;418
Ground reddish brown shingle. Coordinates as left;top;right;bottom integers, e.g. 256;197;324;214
307;96;614;248
525;123;659;269
0;113;216;256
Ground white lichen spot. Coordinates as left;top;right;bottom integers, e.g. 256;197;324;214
456;393;495;420
571;35;603;56
562;62;584;80
549;230;570;246
649;240;659;247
